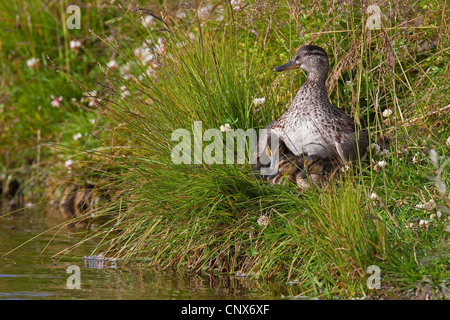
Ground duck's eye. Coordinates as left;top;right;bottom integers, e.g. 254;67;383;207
305;51;311;56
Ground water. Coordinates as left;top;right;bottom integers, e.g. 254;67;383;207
0;203;296;300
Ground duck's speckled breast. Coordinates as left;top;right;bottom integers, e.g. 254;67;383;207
271;81;335;158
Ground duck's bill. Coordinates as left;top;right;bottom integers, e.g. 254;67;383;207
273;59;298;72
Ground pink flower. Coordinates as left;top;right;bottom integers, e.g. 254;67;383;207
51;95;63;107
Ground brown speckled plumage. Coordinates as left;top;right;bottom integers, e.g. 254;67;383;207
253;45;368;189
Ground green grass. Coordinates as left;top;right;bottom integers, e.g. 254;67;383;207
1;0;449;299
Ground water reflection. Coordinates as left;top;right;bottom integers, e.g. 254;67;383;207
0;203;305;300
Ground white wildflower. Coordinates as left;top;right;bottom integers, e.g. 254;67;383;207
370;192;378;200
382;109;393;118
377;160;387;168
373;160;387;172
120;86;131;98
414;199;436;211
65;159;74;173
134;47;154;65
144;66;155;77
419;219;429;229
73;133;82;141
156;37;167;54
252;97;266;106
142;15;156;28
257;215;270;228
447;136;450;146
69;39;82;51
198;5;212;20
143;39;153;47
176;9;187;19
231;0;244;10
106;59;118;70
405;222;414;229
381;149;391;157
220;123;232;132
426;199;436;210
371;143;381;153
121;91;131;99
85;90;98;107
120;63;132;80
26;57;40;69
429;213;436;220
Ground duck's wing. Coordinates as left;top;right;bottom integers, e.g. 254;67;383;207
340;128;369;161
331;107;369;162
316;105;368;163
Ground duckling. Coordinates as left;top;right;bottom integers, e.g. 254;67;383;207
296;172;324;191
253;45;368;185
267;146;302;185
298;155;334;178
252;125;303;183
295;156;329;191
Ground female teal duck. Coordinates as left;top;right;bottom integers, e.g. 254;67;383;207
253;45;368;188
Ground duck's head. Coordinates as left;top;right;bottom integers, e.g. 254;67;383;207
273;45;329;80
